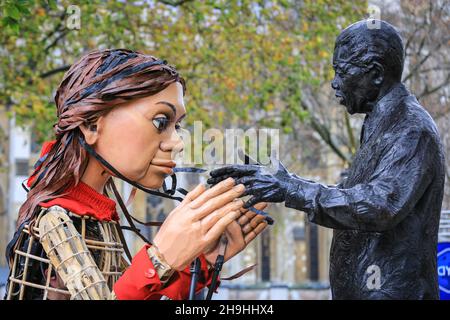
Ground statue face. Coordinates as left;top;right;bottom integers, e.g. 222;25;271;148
331;44;379;114
92;82;186;189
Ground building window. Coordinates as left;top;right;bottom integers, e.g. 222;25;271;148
157;210;166;222
15;159;29;176
261;231;270;282
147;195;162;207
145;206;153;240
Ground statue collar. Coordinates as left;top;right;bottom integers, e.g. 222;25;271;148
361;83;410;144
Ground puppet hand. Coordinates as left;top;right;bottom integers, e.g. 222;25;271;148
207;160;293;208
153;178;245;271
204;202;269;265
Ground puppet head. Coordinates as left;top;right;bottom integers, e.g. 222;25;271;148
19;49;186;226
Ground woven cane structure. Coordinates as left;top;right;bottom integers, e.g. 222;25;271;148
6;206;127;300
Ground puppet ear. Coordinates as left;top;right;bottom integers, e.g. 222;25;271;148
79;117;104;145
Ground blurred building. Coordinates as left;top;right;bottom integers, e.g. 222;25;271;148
0;114;42;268
0;107;8;268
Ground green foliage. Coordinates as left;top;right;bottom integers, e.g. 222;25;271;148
0;0;367;142
1;0;33;34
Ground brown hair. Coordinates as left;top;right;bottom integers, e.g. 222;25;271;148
17;49;185;227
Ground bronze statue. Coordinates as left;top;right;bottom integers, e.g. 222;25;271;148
208;20;446;299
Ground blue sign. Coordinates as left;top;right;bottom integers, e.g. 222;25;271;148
438;242;450;300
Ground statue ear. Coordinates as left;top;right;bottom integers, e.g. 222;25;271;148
370;62;384;86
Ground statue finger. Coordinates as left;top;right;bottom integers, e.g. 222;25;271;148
210;165;258;178
243;196;261;209
239;202;267;215
206;176;229;186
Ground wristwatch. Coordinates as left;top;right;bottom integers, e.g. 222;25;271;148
147;245;175;285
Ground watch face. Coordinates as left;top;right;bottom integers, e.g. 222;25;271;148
147;247;174;283
159;264;167;271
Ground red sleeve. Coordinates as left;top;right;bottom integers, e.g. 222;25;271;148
113;245;220;300
113;244;163;300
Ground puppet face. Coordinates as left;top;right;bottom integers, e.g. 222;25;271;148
89;82;186;189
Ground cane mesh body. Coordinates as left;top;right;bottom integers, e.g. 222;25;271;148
6;205;127;300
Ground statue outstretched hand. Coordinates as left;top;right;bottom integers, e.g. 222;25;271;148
207;159;294;209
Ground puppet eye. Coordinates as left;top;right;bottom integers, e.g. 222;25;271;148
152;116;170;131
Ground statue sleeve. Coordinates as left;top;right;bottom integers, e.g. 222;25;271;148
38;206;114;299
284;130;436;232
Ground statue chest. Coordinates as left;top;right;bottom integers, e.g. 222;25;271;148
342;132;394;188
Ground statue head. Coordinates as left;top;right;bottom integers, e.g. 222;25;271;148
331;20;405;114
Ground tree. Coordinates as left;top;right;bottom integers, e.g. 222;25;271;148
0;0;367;144
285;0;449;175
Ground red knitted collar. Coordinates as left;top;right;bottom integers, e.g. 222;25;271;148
40;181;119;221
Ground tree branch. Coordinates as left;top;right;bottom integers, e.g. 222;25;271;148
39;65;71;78
157;0;194;6
300;101;351;164
44;29;70;53
403;39;446;82
344;111;357;155
417;73;450;99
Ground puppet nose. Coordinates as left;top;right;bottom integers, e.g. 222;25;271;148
160;131;184;154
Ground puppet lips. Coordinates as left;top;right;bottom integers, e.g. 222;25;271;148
151;159;176;168
151;159;176;175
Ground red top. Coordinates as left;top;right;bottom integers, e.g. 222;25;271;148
39;181;218;300
40;181;119;221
